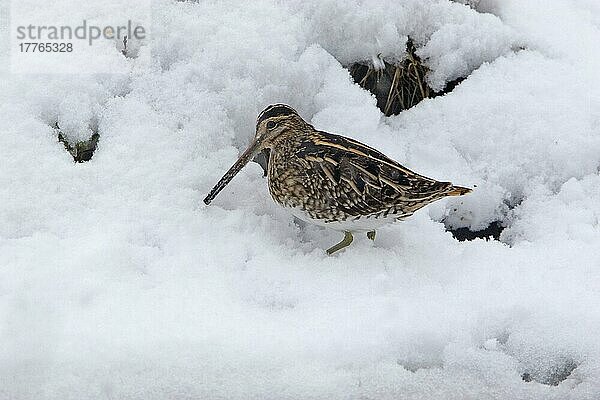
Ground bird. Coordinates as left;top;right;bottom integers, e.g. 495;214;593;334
204;104;471;254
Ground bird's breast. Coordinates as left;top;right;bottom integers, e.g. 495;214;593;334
267;152;308;209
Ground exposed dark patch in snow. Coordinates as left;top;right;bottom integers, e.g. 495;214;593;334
448;220;504;241
55;122;100;163
522;358;579;386
348;39;464;116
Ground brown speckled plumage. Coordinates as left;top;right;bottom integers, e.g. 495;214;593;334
204;104;471;254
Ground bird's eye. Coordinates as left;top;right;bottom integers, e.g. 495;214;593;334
266;121;277;130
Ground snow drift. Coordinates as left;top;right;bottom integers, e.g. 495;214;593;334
1;0;599;399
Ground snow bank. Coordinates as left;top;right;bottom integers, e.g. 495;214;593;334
1;0;599;399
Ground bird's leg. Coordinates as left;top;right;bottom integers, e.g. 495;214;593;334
366;230;376;241
326;231;353;255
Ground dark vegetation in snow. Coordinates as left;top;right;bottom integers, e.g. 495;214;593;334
55;122;99;163
348;39;464;116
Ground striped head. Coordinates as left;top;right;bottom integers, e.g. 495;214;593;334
252;104;304;176
204;104;305;205
254;104;306;143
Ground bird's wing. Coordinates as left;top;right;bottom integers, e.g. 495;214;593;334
297;131;454;218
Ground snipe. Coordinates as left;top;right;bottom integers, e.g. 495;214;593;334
204;104;471;254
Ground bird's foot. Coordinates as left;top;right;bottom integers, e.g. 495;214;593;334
366;230;376;241
326;231;353;255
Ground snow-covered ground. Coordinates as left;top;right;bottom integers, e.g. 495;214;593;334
1;0;600;398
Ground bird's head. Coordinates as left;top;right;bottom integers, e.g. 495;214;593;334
203;104;304;205
253;104;304;144
252;104;305;175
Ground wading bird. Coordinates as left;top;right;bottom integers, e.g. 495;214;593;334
204;104;471;254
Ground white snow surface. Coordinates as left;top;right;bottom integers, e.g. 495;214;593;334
1;0;600;399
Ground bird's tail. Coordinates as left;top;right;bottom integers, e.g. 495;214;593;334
446;185;472;197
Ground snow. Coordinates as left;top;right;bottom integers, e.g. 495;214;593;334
1;0;599;399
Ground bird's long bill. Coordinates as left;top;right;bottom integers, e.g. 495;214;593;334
203;138;263;205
